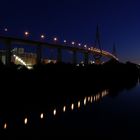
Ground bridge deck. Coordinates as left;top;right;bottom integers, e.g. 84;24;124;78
0;36;118;60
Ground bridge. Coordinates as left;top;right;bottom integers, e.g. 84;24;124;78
0;35;118;66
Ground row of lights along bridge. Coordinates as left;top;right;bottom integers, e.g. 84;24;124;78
2;27;97;51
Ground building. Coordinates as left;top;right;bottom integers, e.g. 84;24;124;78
0;48;57;66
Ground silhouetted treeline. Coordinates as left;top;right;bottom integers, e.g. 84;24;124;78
0;59;139;110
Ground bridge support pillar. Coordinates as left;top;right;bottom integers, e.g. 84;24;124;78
36;44;42;65
73;51;77;64
84;52;89;65
5;40;12;66
57;48;62;63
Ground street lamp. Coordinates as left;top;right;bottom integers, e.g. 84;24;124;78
53;37;58;42
4;28;8;32
24;31;29;37
78;43;81;47
84;45;87;48
41;34;45;39
72;41;75;46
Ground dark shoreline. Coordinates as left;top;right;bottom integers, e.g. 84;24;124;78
0;60;139;102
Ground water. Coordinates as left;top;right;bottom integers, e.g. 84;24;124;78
2;82;140;138
11;83;140;138
41;82;140;138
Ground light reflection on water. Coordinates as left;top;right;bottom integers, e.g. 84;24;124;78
24;117;28;125
78;101;81;108
63;106;66;112
40;113;44;119
84;97;87;106
53;109;57;116
3;123;7;130
71;103;74;111
2;89;109;130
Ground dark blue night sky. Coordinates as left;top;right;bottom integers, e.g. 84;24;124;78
0;0;140;63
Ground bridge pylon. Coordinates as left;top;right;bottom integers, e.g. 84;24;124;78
93;25;102;64
112;43;117;58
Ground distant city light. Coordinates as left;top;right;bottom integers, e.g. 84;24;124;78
27;65;33;70
13;54;27;66
90;61;95;64
64;40;67;43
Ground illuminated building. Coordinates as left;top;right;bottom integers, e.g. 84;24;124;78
0;48;57;66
